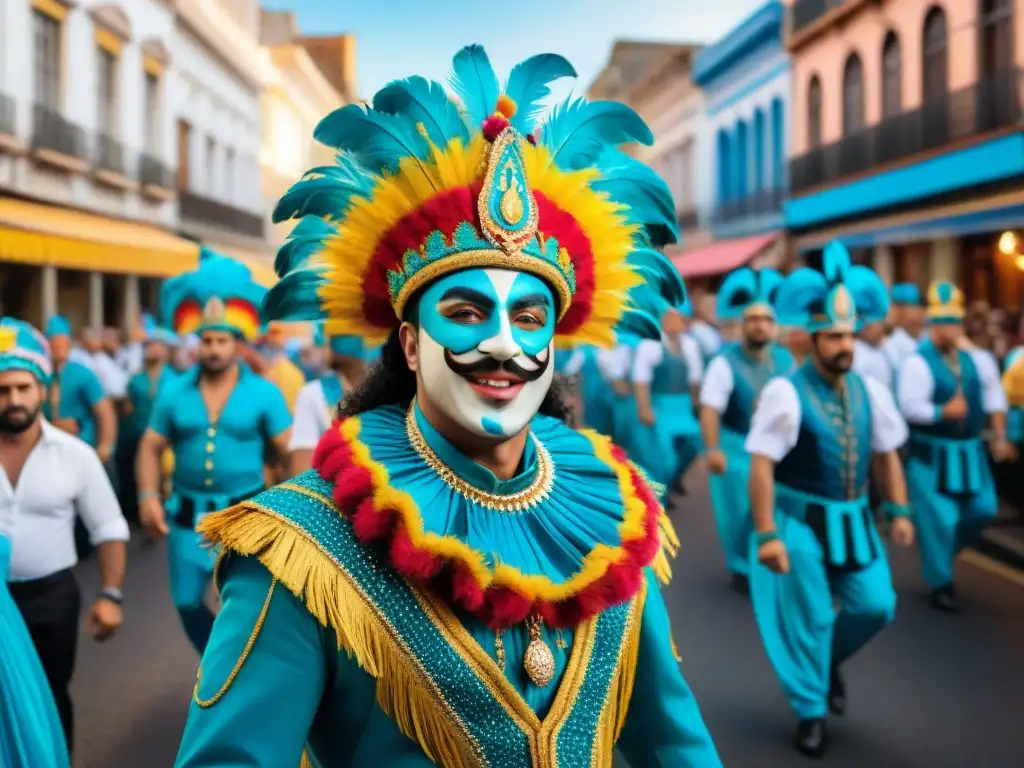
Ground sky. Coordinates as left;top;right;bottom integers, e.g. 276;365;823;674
268;0;767;100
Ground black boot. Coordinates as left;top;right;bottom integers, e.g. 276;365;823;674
929;584;958;613
729;572;749;595
828;665;846;716
794;718;827;757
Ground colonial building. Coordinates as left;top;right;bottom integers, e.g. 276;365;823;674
677;0;791;288
785;0;1023;313
0;0;191;329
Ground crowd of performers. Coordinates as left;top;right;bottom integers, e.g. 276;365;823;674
3;42;1024;768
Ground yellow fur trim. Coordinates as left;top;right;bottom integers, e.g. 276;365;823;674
341;417;675;599
199;504;481;767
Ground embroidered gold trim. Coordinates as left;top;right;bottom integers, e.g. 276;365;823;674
193;578;277;708
405;402;556;512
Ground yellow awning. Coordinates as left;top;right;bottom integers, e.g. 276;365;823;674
213;244;278;287
0;197;199;277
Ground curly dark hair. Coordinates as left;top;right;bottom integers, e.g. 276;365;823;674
337;326;575;424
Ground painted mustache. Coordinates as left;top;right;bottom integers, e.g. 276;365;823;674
444;348;550;382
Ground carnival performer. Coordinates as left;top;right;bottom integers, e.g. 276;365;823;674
136;251;292;654
897;281;1011;612
699;267;793;593
175;46;722;768
608;334;643;453
847;266;893;389
289;324;367;474
562;344;622;434
883;282;926;374
631;303;703;501
746;243;914;757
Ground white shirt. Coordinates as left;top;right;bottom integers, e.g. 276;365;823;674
289;379;334;451
746;374;908;461
562;350;586;377
116;342;144;375
631;335;703;386
699;355;734;413
883;327;922;373
853;339;893;389
897;348;1008;424
1;420;129;581
69;347;97;373
91;352;128;398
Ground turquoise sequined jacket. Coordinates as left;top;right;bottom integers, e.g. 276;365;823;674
174;403;722;768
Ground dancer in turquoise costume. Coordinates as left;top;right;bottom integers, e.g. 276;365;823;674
0;319;71;768
608;333;643;453
746;243;915;757
561;344;617;434
289;324;367;474
175;46;721;768
847;266;893;389
699;267;792;593
896;280;1011;613
631;300;703;501
135;252;293;654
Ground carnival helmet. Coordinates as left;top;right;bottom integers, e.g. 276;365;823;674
160;247;268;341
0;318;52;385
845;265;890;328
715;267;784;323
774;241;858;333
925;280;966;325
262;45;685;438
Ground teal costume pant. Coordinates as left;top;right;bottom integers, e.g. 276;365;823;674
750;515;896;720
632;392;702;503
906;437;997;589
168;525;217;654
610;392;637;454
708;428;752;576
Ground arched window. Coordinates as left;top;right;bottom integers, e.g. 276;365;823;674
807;76;822;148
922;6;948;101
753;109;766;191
842;52;865;135
882;31;902;118
979;0;1014;76
716;129;732;205
735;120;749;200
770;98;784;187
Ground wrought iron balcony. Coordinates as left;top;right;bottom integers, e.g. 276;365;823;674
31;104;88;160
677;207;701;230
179;189;264;238
139;154;174;189
95;133;127;176
711;187;785;225
0;92;14;137
790;0;848;36
790;69;1024;195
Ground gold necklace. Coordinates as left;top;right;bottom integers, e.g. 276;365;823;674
404;403;555;513
494;613;562;688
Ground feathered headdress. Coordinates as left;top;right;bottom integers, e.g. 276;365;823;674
263;45;683;348
0;318;52;385
926;280;965;324
774;242;858;333
845;266;890;327
715;267;783;322
160;247;267;341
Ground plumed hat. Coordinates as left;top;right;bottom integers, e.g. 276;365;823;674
774;242;858;333
715;267;783;322
845;265;890;326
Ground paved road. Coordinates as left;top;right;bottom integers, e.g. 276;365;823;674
71;469;1024;767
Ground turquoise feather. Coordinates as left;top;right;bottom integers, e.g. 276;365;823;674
260;268;330;324
449;45;499;126
313;104;429;175
615;307;661;340
541;98;653;171
592;151;678;244
773;267;828;327
274;217;336;277
822;240;851;284
628;248;687;309
272;166;371;223
372;76;469;147
846;265;890;325
502;54;576;134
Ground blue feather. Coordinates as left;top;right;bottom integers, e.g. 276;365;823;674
313;104;429;175
774;268;828;327
274;217;336;277
449;45;499;126
615;308;661;341
823;241;851;284
847;265;890;324
260;268;330;324
272;167;371;223
502;54;576;133
628;248;687;309
372;76;469;147
541;98;653;171
592;151;678;243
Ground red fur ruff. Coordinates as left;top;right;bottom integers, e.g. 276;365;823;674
312;419;662;629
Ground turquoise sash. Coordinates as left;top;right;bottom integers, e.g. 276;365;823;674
776;485;875;570
908;433;985;496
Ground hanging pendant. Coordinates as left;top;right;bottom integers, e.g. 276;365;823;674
523;614;555;688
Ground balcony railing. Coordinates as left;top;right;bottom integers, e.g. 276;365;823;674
31;104;88;160
677;208;701;230
791;0;847;36
0;92;14;137
711;187;785;225
95;133;127;176
790;69;1023;195
179;189;264;238
139;154;174;189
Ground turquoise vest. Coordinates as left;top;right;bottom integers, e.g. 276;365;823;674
775;365;873;502
719;343;794;436
650;345;690;396
911;343;985;440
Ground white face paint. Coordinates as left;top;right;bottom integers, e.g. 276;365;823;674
416;268;556;440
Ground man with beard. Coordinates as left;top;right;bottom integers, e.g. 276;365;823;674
288;326;367;474
0;318;128;753
699;267;793;593
897;281;1011;613
847;267;894;389
135;252;292;654
746;243;914;757
174;46;722;768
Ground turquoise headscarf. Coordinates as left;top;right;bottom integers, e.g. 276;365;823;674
45;315;71;339
891;282;923;306
142;312;179;347
0;318;53;385
774;242;858;333
845;266;890;327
